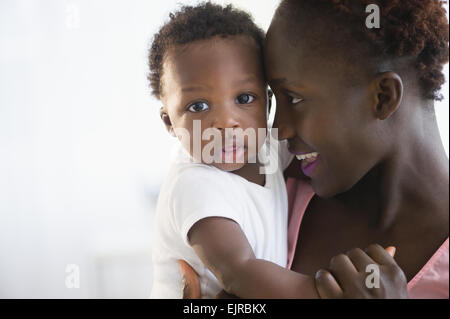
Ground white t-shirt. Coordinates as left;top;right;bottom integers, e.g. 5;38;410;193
150;137;294;298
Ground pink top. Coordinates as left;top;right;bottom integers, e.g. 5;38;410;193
285;177;449;299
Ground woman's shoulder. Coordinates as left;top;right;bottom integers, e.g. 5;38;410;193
408;238;449;299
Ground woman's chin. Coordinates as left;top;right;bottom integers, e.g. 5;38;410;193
312;175;359;199
310;176;340;199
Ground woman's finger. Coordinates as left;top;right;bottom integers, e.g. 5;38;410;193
365;244;398;266
314;269;344;299
178;260;201;299
385;246;396;258
327;253;360;290
346;248;376;272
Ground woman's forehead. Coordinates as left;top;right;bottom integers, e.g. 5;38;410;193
264;27;321;85
264;17;371;88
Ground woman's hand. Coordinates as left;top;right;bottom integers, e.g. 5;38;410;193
314;245;408;299
178;260;239;299
178;260;201;299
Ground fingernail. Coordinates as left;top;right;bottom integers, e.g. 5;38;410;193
385;246;396;257
315;269;325;279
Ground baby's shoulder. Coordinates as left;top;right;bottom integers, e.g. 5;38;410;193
171;160;225;183
163;160;236;198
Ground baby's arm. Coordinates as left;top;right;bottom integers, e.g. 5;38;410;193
188;216;319;299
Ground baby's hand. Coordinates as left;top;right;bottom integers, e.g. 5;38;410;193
314;245;408;299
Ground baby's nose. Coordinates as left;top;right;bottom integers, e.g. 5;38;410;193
211;106;240;130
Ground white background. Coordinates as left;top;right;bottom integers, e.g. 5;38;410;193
0;0;448;298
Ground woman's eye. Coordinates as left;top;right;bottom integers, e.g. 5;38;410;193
187;102;209;113
236;94;255;104
290;96;304;104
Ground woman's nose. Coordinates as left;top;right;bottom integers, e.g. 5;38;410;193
273;104;296;140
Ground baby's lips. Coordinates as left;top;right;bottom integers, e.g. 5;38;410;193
222;144;237;152
222;142;245;152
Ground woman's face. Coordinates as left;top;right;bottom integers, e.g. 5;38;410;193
265;17;384;198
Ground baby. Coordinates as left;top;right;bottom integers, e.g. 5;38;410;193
149;2;316;298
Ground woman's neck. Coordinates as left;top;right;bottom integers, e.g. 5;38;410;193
338;105;449;233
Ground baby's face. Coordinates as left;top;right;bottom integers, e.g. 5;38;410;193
160;35;268;172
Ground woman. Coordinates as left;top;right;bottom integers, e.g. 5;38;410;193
179;0;449;298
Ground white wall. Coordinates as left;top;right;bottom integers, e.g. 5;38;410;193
0;0;448;298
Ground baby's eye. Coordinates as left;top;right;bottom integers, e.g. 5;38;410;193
187;101;209;113
235;94;255;104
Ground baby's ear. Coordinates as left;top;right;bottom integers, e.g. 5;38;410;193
160;107;176;137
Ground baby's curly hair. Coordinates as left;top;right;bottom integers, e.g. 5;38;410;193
279;0;449;101
148;2;265;100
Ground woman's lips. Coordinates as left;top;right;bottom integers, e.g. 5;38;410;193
295;152;320;177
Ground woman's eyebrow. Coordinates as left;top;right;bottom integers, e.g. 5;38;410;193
269;77;287;86
269;78;308;89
